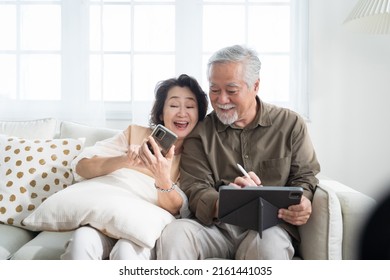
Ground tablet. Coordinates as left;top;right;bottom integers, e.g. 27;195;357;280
218;185;303;236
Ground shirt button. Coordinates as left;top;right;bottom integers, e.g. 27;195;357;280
244;155;249;159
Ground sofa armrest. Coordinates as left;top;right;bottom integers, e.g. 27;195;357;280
298;182;343;259
318;180;376;259
298;179;376;260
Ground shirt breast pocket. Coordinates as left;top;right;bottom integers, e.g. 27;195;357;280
258;157;291;186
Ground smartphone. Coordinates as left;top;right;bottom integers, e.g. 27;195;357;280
148;124;178;156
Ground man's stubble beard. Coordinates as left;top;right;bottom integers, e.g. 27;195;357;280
215;109;238;125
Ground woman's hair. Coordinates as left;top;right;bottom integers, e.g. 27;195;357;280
149;74;208;127
207;44;261;88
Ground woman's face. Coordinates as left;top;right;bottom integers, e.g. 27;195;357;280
162;86;199;140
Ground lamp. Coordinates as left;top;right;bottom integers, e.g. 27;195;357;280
344;0;390;34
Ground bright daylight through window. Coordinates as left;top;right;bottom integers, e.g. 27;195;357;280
0;0;308;126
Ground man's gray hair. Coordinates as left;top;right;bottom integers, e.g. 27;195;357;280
207;45;261;87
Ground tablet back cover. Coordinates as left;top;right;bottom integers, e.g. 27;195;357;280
218;186;303;235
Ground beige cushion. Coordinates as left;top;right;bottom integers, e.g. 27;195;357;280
0;118;57;139
0;135;83;228
319;180;376;259
23;169;175;249
298;184;343;259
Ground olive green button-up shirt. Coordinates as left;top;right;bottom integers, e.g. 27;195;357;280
180;97;320;241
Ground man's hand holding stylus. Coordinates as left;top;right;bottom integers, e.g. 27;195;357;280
230;164;262;188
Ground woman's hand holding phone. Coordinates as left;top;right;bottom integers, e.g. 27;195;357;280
148;125;177;156
139;136;174;187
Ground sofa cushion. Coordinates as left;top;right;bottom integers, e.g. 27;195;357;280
23;169;176;249
59;121;119;147
0;135;83;228
11;231;73;260
0;224;37;260
0;118;57;139
298;184;343;259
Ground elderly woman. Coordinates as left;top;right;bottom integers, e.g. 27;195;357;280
61;74;208;260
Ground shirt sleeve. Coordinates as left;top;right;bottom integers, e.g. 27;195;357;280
179;125;220;225
287;115;320;201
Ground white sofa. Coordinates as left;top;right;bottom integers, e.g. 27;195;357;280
0;118;376;260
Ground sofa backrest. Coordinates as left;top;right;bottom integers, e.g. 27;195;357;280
0;118;120;147
0;118;57;139
58;121;120;147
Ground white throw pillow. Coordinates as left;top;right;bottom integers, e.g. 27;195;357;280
23;169;175;249
0;135;83;228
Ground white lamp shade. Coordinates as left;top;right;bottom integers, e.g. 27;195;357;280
344;0;390;34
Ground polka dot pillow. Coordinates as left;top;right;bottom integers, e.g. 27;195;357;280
0;134;83;228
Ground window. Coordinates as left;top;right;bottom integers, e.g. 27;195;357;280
0;0;308;126
0;1;61;101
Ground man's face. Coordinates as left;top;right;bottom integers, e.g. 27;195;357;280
208;62;259;127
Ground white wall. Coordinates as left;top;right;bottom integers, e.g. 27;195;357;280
308;0;390;199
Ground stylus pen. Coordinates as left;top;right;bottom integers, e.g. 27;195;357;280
237;163;250;178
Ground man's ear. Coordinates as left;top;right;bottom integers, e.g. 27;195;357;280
254;78;260;92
